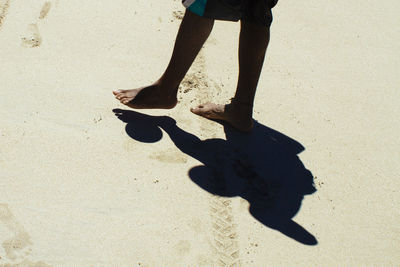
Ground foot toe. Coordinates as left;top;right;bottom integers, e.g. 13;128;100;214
113;89;131;96
116;93;130;100
190;106;203;114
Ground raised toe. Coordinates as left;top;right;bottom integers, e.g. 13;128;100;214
113;84;178;109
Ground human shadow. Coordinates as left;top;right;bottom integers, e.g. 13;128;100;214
113;109;318;245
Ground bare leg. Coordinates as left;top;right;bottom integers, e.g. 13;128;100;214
191;20;270;132
113;10;214;109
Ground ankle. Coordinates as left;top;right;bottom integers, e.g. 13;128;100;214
155;79;179;98
157;76;180;91
230;98;254;110
158;77;179;96
226;101;253;118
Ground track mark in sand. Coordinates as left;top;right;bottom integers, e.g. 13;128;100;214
178;51;223;110
180;71;209;94
0;204;32;261
38;1;51;20
149;149;188;164
0;0;11;30
172;10;184;20
209;197;241;267
178;53;210;104
21;23;41;48
189;52;241;266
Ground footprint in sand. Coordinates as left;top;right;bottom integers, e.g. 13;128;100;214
21;23;42;48
0;0;11;30
21;1;52;48
0;204;33;261
38;1;51;20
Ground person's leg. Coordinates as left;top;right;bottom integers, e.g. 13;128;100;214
233;20;270;107
191;20;270;132
113;10;214;109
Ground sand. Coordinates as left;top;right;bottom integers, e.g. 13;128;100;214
1;0;399;266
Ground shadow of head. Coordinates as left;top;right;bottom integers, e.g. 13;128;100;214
113;108;176;143
113;109;318;245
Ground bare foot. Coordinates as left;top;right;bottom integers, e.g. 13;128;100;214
113;83;178;109
190;100;254;132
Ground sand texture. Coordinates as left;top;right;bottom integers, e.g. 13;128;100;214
1;0;399;266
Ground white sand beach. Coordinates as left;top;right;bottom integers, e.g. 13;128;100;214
1;0;399;266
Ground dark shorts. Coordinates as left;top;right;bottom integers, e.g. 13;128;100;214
182;0;278;26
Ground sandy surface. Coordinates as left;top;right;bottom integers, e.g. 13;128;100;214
1;0;399;266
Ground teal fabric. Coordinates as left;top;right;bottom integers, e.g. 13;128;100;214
188;0;208;16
